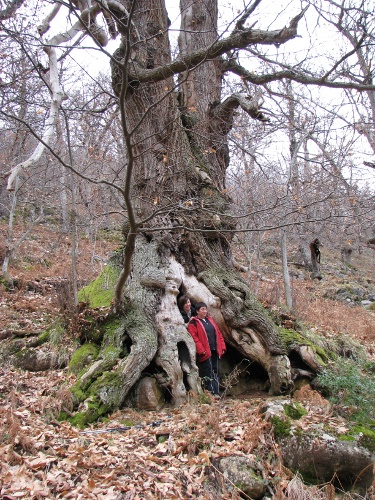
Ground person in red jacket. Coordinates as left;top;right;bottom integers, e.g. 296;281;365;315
187;302;226;396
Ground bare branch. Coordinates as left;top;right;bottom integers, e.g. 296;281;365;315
233;0;263;32
210;91;269;138
2;109;124;193
320;34;366;81
37;3;61;36
6;0;108;191
7;43;66;190
122;8;308;85
223;59;375;92
137;214;355;235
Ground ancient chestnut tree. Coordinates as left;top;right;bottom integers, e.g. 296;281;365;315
5;0;375;419
71;0;326;417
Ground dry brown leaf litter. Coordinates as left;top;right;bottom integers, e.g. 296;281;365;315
1;225;375;498
2;366;368;499
0;366;287;499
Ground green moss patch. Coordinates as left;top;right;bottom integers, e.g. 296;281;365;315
88;371;121;399
338;434;355;442
68;412;90;429
271;415;292;439
65;391;116;429
36;330;50;346
70;379;87;403
279;328;329;364
67;375;121;428
337;425;375;451
69;343;99;374
351;426;375;452
284;402;307;420
78;262;120;308
101;317;126;346
34;322;66;347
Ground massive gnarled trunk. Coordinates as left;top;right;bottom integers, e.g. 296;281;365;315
72;0;324;418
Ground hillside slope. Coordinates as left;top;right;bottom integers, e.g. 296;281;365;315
1;224;375;498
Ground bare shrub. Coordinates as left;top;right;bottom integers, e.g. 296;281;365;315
221;359;253;398
4;410;37;457
257;279;283;306
293;288;375;341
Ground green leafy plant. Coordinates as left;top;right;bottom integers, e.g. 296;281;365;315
315;356;375;425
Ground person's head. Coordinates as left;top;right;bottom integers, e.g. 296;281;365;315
195;302;208;319
178;295;191;312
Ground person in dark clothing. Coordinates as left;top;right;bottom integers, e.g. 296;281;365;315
178;295;196;323
187;302;226;396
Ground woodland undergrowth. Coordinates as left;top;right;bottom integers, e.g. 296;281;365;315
1;224;375;498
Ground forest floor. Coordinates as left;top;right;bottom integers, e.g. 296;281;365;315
1;223;375;499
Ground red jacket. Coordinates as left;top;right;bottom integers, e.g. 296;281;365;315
187;316;226;362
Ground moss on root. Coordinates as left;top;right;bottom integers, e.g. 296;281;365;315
279;328;329;365
69;370;123;418
67;372;123;428
70;380;87;403
68;343;99;375
88;371;122;401
66;315;130;425
67;412;88;429
36;330;50;346
74;397;111;428
102;317;125;339
78;252;122;308
32;322;66;348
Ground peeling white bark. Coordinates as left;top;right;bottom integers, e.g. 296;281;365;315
7;3;104;191
37;3;61;36
155;261;201;405
7;25;66;190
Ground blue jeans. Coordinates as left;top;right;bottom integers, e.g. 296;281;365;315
199;351;220;395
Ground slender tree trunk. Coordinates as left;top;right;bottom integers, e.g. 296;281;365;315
2;176;19;279
281;230;293;308
65;115;78;306
70;188;78;307
60;167;69;233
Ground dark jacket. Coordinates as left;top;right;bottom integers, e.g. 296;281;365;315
187;316;226;362
179;305;196;323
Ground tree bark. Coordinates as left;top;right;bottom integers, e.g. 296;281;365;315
281;230;293;308
341;245;353;265
310;239;322;280
70;0;325;418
